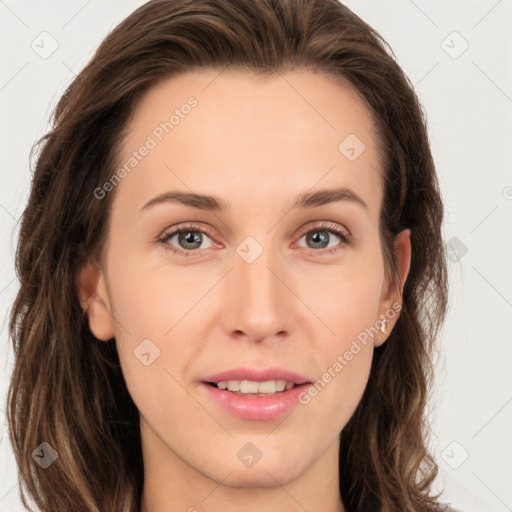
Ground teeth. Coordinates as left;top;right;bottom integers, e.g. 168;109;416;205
275;380;286;392
240;380;259;393
257;380;276;393
227;380;240;392
215;380;296;394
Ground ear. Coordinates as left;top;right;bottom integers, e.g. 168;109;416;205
375;228;411;346
75;261;115;342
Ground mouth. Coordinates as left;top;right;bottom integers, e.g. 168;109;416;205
205;379;301;396
199;367;312;420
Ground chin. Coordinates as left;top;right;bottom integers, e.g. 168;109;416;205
200;451;309;489
220;465;304;489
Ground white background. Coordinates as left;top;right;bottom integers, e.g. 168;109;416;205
1;1;511;511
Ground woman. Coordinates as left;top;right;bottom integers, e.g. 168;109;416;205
7;0;451;510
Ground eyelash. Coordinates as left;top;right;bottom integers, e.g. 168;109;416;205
157;221;352;257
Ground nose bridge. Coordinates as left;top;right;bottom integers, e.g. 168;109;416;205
223;235;291;341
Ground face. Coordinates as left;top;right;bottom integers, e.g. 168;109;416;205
79;69;410;490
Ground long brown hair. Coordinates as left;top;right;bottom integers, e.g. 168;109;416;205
7;1;448;510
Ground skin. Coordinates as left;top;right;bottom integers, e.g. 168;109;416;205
76;69;411;512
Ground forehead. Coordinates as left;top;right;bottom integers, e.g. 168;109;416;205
115;69;384;220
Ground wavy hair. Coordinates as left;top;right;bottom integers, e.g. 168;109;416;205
7;0;448;510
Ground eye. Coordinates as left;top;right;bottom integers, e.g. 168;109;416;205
295;221;352;255
158;223;218;256
157;221;352;257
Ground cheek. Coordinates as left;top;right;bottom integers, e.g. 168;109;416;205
105;243;206;340
102;244;205;401
299;250;383;408
300;250;384;345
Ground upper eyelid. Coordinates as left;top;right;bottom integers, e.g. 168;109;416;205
295;221;350;238
160;220;350;237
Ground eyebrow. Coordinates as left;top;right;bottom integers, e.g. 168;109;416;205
139;186;368;213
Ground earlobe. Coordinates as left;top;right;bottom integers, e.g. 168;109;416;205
375;228;412;346
75;262;115;342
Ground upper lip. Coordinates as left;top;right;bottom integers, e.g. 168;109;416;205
201;366;311;385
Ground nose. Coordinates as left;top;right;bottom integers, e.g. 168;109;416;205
221;242;294;344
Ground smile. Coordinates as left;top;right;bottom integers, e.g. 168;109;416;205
200;367;312;420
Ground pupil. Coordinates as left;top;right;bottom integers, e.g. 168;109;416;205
179;231;202;249
308;231;328;249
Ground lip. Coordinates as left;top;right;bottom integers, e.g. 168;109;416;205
201;366;310;385
200;366;312;421
200;382;311;420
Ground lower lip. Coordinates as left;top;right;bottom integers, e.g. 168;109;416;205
201;382;310;420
